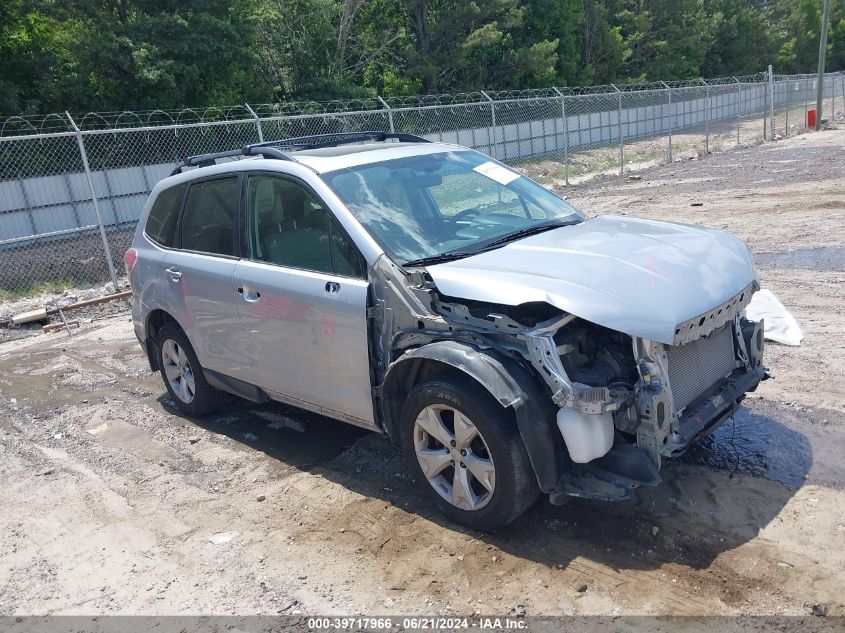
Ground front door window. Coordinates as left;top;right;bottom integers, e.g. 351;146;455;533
246;175;363;278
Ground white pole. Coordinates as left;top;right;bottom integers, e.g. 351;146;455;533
816;0;832;129
768;65;775;139
481;91;499;159
66;112;119;293
244;103;264;143
552;87;569;185
612;84;623;174
661;81;672;162
377;96;395;133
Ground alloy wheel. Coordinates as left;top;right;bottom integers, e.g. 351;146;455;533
161;339;196;404
413;405;496;511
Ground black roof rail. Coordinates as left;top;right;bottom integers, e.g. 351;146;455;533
169;145;294;176
170;131;430;176
249;131;431;150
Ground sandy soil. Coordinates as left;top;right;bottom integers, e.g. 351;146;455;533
1;130;844;618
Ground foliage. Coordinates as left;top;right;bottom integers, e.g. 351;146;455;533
0;0;843;115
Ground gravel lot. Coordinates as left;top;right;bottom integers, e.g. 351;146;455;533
1;129;844;617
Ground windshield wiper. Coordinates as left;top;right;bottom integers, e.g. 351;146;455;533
402;251;476;267
472;220;575;252
403;221;576;268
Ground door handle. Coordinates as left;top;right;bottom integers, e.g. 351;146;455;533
238;286;261;303
325;281;340;294
165;266;182;280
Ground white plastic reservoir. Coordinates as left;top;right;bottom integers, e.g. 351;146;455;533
556;408;614;463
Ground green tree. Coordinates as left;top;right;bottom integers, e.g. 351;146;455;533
395;0;558;92
702;0;772;76
829;17;845;69
581;0;627;83
617;0;716;81
1;0;844;115
521;0;585;84
770;0;843;73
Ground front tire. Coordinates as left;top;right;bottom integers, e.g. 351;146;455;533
156;323;223;416
400;373;539;531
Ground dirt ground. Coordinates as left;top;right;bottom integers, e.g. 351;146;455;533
1;130;844;618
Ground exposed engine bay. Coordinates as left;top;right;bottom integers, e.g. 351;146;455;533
373;256;767;503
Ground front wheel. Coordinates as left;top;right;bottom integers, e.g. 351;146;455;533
400;373;539;531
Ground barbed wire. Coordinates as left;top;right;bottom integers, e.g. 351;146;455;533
2;71;829;137
1;68;843;295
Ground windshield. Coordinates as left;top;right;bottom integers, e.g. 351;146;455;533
320;150;583;264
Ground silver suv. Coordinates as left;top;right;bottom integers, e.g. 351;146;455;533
127;132;766;530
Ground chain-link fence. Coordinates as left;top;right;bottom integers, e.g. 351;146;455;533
1;69;844;299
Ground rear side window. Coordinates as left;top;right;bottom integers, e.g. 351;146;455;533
145;183;186;247
180;178;239;256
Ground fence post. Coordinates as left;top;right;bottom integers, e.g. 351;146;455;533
840;73;845;120
481;91;499;159
66;112;120;293
552;87;569;186
768;65;776;139
244;103;264;143
377;96;395;133
785;79;790;134
762;77;768;140
804;78;809;129
734;77;741;146
660;81;672;162
700;78;710;153
612;84;624;175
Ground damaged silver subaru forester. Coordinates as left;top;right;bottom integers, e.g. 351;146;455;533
128;132;766;530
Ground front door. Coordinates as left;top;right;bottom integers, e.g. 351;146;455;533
234;173;375;426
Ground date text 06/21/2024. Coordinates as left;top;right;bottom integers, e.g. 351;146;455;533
307;617;527;630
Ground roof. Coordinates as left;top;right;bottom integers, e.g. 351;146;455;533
293;142;463;173
153;140;469;197
170;132;471;178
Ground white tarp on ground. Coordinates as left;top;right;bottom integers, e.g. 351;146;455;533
746;288;804;346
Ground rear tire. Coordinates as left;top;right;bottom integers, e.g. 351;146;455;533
400;372;539;531
156;323;223;416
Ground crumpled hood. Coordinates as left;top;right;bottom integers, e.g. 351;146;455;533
426;215;756;344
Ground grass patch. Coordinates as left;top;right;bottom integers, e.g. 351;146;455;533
0;279;76;303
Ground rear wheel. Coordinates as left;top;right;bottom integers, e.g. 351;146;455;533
156;323;223;416
400;373;539;531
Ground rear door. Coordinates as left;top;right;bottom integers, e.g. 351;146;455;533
133;182;187;308
161;175;251;380
233;172;375;426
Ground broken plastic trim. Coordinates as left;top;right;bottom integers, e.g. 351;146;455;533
672;280;757;345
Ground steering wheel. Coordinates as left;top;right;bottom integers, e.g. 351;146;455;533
450;207;483;223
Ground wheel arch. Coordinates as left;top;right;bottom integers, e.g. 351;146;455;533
143;309;184;371
381;340;564;492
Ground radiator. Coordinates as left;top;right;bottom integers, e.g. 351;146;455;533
666;324;737;412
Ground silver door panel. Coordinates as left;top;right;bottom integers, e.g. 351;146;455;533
161;250;252;380
234;259;375;424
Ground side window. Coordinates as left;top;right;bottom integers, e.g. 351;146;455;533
330;219;364;279
429;172;531;218
247;175;364;278
180;178;239;256
145;183;186;247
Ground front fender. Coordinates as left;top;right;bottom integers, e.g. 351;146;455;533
381;341;563;492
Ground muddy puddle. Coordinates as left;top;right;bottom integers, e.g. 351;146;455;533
681;400;845;490
755;246;845;272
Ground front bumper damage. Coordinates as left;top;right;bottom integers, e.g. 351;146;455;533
547;315;766;503
378;258;766;505
550;358;766;503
